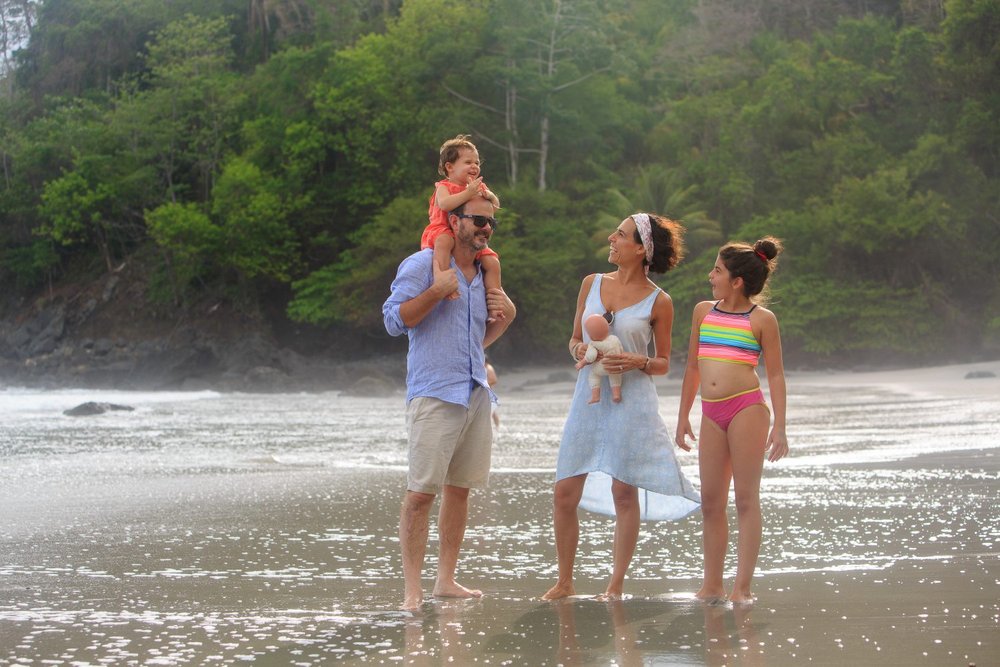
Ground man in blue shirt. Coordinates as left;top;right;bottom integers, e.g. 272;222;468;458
383;195;515;611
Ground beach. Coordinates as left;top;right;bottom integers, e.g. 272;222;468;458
1;361;998;665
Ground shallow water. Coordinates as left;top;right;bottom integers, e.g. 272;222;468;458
1;377;998;665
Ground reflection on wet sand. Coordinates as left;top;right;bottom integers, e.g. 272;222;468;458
2;364;999;664
404;599;478;666
703;601;764;667
490;596;671;664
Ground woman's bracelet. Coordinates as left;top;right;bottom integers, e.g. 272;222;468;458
641;356;650;372
570;342;583;360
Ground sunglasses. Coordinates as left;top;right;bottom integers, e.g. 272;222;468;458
457;213;498;230
602;311;614;324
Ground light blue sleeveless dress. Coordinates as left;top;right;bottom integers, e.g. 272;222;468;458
556;274;701;521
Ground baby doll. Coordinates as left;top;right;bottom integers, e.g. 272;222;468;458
575;313;625;404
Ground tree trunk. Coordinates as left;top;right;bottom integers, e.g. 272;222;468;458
536;0;562;192
538;115;549;192
505;73;519;187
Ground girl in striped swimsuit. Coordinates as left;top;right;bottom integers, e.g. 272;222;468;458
675;237;789;605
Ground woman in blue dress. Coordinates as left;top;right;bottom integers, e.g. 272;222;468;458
542;213;700;601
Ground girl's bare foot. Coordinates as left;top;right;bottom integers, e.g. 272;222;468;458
696;586;727;605
728;591;756;606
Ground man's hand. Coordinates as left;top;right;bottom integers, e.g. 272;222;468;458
432;267;460;300
486;288;515;321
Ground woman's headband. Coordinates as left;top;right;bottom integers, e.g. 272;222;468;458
631;213;654;273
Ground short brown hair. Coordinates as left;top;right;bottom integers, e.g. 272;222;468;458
438;134;477;176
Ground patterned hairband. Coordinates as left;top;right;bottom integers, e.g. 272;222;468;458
754;249;768;262
631;213;654;274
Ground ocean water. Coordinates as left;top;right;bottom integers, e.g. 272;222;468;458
1;376;998;665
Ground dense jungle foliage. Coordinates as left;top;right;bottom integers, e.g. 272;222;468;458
1;0;998;365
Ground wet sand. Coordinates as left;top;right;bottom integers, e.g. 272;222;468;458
2;361;998;665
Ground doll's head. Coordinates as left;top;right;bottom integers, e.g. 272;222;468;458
583;313;610;341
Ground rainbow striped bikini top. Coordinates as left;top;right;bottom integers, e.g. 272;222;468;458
697;303;761;366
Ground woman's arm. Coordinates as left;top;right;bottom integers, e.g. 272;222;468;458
642;291;674;376
758;308;788;461
567;275;596;363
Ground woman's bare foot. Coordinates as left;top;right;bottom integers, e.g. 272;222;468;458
432;581;483;599
728;590;756;606
542;582;575;600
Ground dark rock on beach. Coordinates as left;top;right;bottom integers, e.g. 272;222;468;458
63;402;136;417
965;370;997;379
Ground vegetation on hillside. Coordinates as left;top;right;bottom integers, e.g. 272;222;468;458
2;0;998;364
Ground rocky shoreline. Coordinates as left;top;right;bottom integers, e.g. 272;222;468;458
0;318;407;394
0;269;407;395
1;333;406;396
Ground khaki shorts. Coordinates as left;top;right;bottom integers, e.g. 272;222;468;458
406;386;493;494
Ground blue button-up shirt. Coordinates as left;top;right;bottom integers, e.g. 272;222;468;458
383;249;493;406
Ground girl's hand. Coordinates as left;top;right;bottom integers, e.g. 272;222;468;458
466;176;484;194
675;419;696;452
766;429;788;462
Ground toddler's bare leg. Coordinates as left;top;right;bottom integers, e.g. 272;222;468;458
481;255;503;320
433;235;459;300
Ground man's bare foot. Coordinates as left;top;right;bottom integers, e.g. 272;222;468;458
542;582;575;600
432;581;483;599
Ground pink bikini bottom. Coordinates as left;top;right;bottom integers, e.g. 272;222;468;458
702;387;769;432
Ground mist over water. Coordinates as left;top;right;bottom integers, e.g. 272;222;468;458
1;377;997;664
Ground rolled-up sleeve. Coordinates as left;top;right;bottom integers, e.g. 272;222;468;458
383;252;431;337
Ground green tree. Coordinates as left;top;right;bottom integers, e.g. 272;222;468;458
210;157;300;281
145;201;220;303
287;194;427;327
38;163;118;271
140;13;244;201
